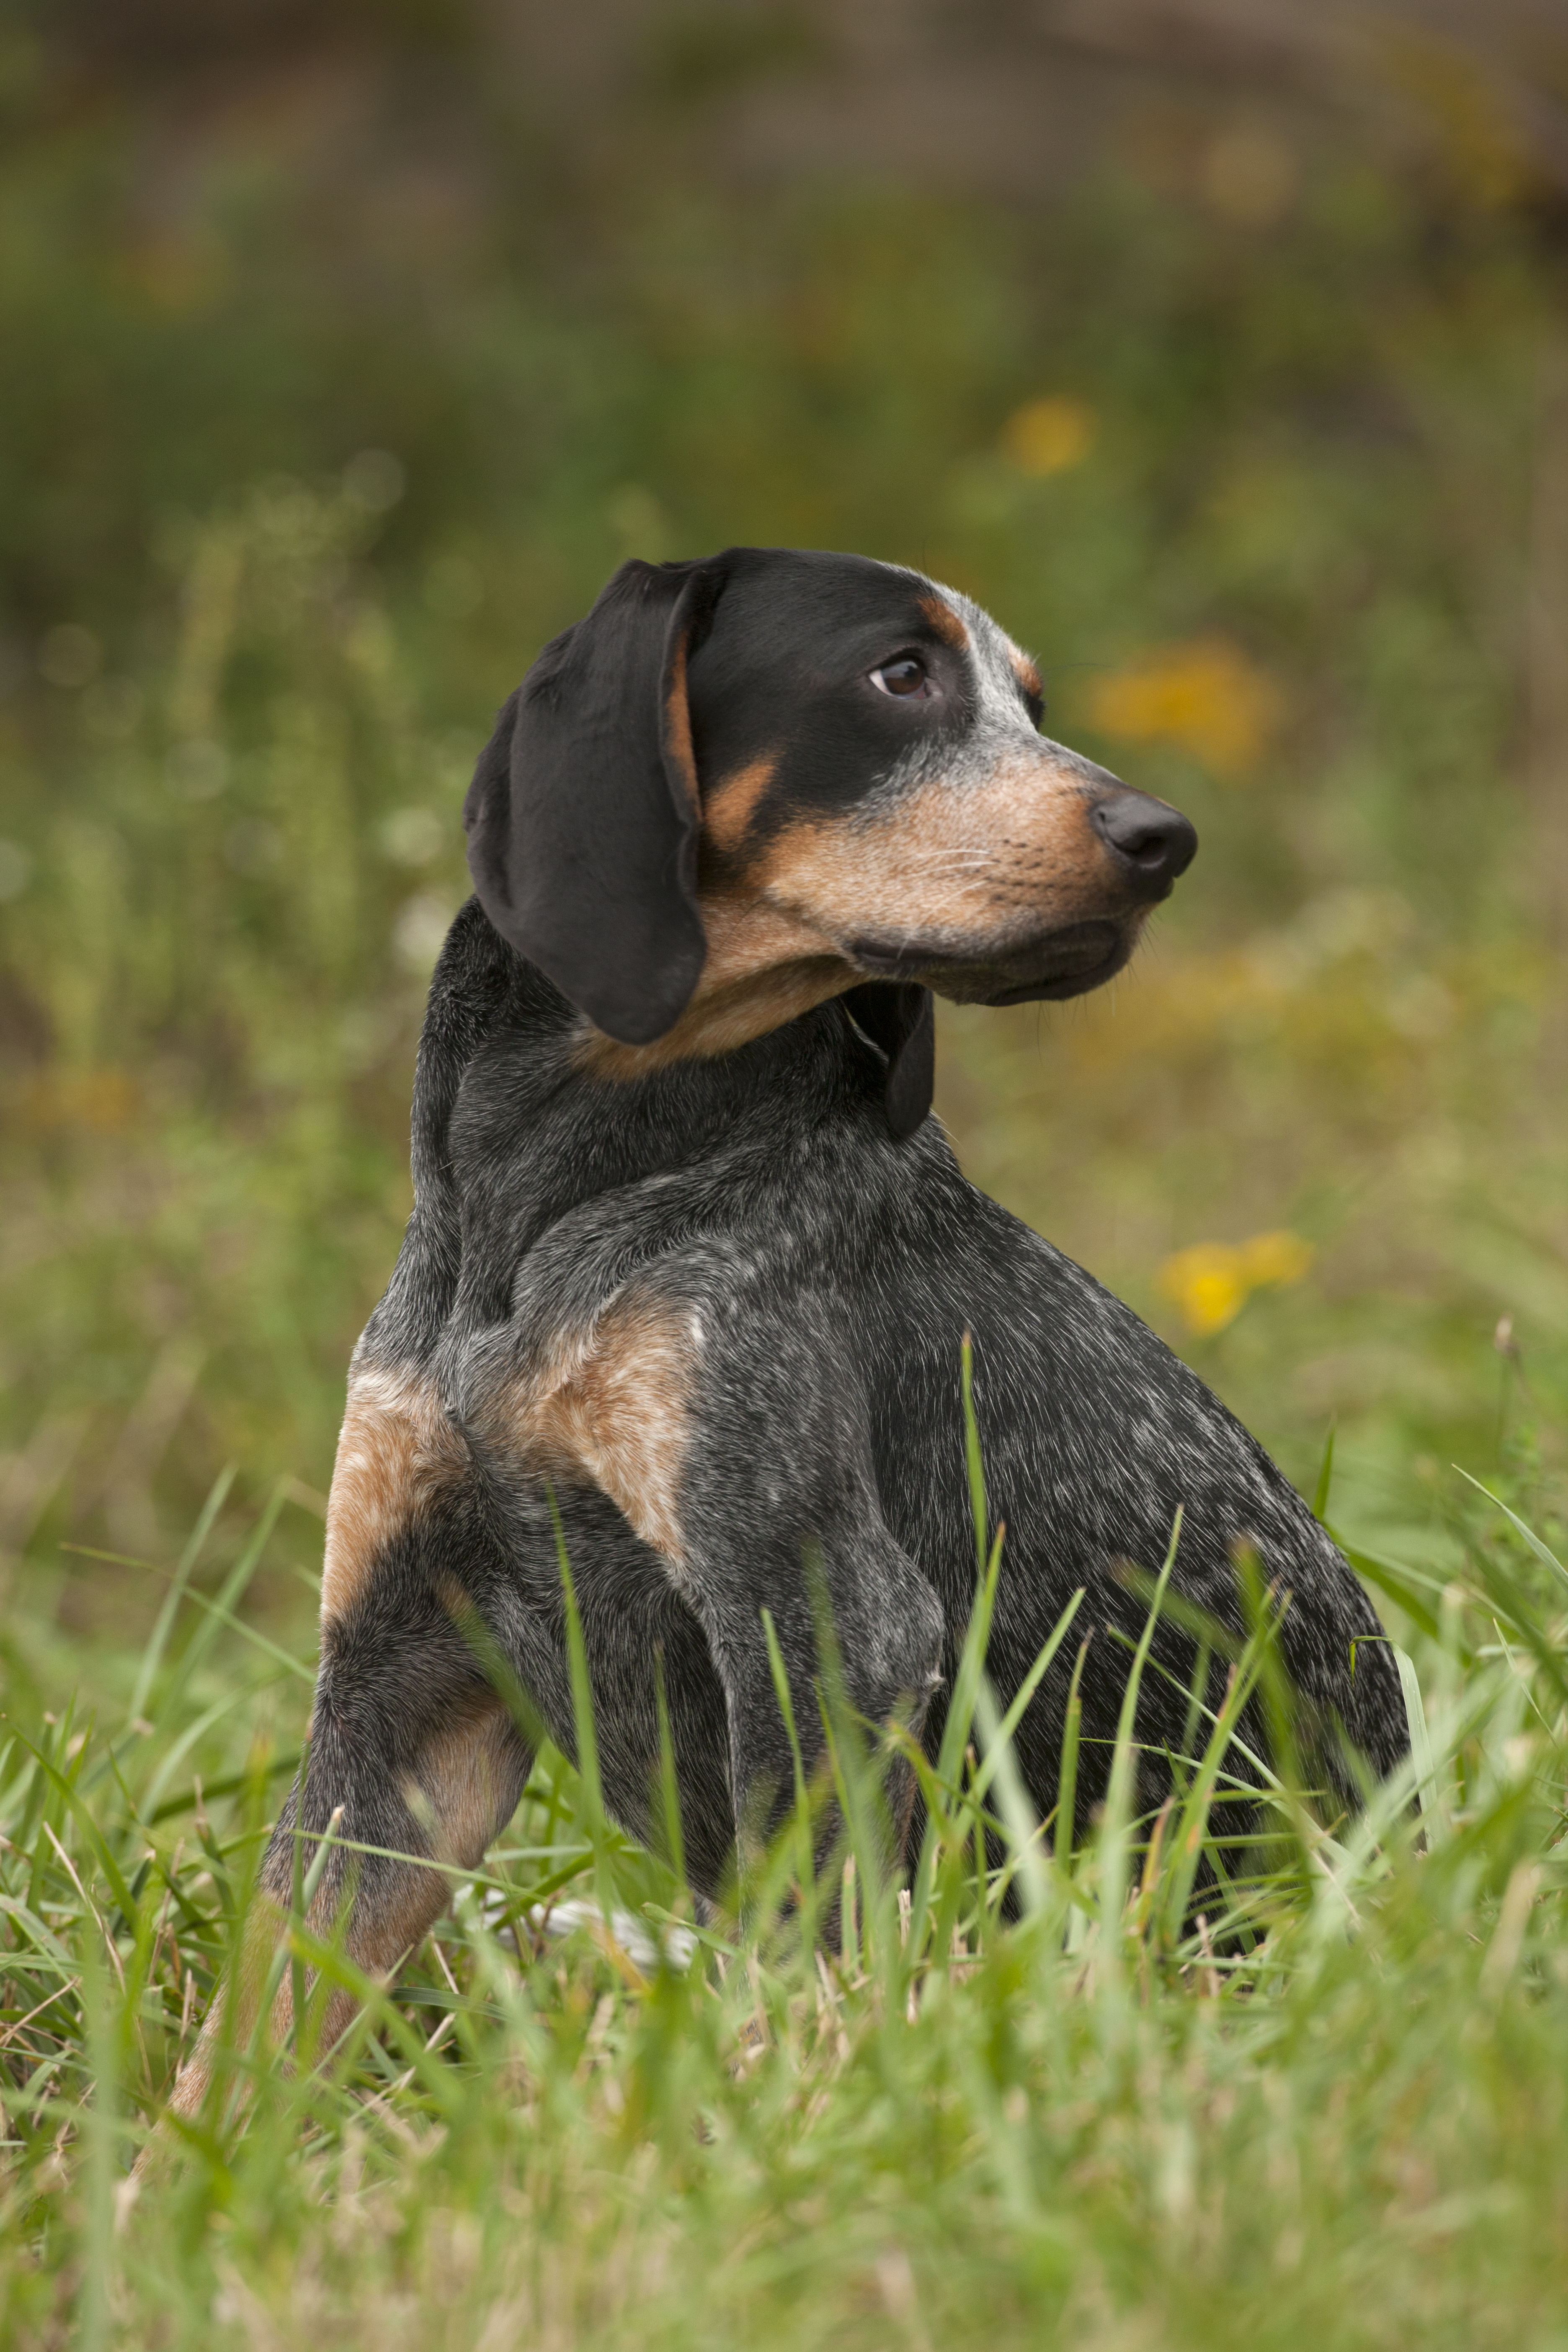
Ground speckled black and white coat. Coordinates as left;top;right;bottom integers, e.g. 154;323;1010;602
168;548;1405;2115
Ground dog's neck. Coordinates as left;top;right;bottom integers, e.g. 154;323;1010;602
570;893;857;1083
375;900;878;1351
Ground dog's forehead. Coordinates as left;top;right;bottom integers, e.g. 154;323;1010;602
710;549;931;646
706;549;1024;678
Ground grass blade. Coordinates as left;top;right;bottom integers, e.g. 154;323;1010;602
1311;1422;1336;1524
973;1672;1050;1917
1392;1644;1443;1841
127;1465;237;1725
1455;1469;1568;1589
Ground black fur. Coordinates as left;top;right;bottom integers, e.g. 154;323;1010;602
464;558;723;1045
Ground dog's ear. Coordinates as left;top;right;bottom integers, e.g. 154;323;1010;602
463;558;728;1045
843;983;935;1140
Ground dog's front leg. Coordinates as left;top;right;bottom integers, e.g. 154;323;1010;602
155;1605;529;2156
148;1367;531;2159
485;1281;944;1895
678;1486;945;1883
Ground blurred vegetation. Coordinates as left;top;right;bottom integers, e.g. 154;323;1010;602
0;4;1564;1651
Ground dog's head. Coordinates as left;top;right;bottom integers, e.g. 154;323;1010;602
464;548;1195;1133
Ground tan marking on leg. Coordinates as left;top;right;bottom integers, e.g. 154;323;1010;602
321;1364;469;1624
919;593;971;651
144;1888;291;2162
144;1704;526;2171
307;1704;524;2007
500;1292;701;1568
152;1869;358;2159
153;1872;446;2162
409;1697;529;1874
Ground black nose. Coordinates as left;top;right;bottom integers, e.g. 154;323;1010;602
1089;791;1198;899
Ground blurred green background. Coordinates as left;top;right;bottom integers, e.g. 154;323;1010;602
1;0;1564;1665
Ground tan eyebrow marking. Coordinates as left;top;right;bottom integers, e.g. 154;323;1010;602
918;594;970;652
322;1364;469;1625
1009;646;1043;702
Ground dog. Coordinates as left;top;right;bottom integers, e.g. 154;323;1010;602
168;547;1406;2116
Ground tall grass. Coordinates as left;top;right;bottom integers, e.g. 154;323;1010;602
0;1369;1563;2349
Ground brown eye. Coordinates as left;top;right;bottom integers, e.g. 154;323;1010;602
870;655;928;698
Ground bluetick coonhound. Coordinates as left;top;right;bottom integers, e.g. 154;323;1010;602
172;547;1405;2105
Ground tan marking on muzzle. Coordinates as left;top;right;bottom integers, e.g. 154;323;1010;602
580;751;1111;1076
513;1292;701;1567
322;1365;469;1624
752;753;1107;944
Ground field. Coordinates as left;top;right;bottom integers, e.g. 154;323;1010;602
1;1418;1567;2348
2;20;1567;2344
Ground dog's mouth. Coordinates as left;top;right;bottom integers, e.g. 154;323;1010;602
847;918;1131;1005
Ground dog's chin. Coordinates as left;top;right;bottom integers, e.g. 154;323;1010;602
848;918;1134;1006
977;935;1129;1004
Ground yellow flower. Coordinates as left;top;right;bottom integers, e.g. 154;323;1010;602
1157;1231;1313;1336
1237;1230;1315;1290
1158;1244;1249;1336
999;397;1095;478
1085;637;1282;776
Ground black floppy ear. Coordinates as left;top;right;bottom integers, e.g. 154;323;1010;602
843;983;935;1140
463;558;727;1045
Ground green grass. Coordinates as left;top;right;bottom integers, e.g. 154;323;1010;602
0;1384;1566;2349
